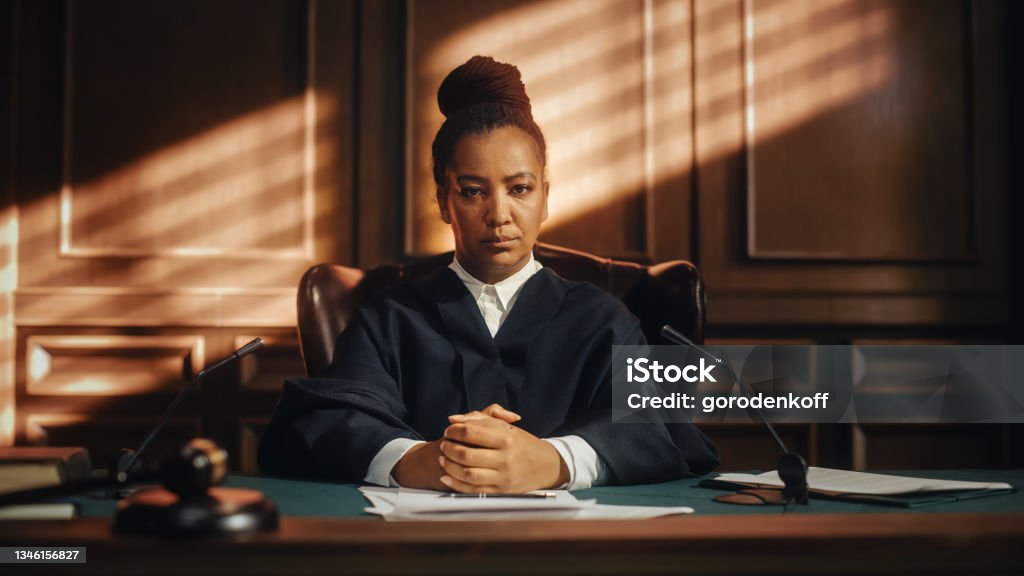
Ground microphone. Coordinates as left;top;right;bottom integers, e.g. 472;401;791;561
116;338;265;483
660;325;808;505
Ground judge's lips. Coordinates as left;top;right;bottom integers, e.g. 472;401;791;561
483;236;520;249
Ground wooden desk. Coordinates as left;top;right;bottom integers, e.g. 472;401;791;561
3;470;1024;575
1;513;1023;575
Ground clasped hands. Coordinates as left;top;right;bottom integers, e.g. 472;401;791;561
391;404;570;493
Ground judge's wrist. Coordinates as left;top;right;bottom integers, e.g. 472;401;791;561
540;440;571;489
392;439;446;490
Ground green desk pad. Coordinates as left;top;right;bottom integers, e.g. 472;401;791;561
74;469;1024;518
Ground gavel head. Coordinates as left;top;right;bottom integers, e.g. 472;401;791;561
160;438;229;499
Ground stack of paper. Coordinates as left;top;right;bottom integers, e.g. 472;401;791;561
360;487;694;521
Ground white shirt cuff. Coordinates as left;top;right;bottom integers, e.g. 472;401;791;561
364;438;425;487
543;435;608;490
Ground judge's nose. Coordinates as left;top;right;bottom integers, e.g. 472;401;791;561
485;190;513;227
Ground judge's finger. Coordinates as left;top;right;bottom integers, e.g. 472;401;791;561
440;474;500;494
447;405;520;424
439;455;501;486
481;403;521;422
444;422;510;449
448;410;493;423
440;440;504;469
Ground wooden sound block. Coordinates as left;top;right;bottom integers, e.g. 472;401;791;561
113;486;278;536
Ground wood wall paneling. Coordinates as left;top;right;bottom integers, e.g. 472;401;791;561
236;333;304;393
0;0;18;445
852;424;1009;470
8;0;350;460
357;0;407;268
14;0;354;303
745;0;972;262
312;0;358;267
13;328;207;454
26;414;200;471
232;329;303;467
239;418;269;474
701;423;816;471
25;334;203;396
63;1;309;259
695;0;1007;327
17;0;313;295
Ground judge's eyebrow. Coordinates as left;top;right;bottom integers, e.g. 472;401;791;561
456;172;536;185
503;171;536;183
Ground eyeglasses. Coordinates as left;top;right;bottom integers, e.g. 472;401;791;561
713;486;809;512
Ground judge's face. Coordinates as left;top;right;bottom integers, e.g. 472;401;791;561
439;126;549;284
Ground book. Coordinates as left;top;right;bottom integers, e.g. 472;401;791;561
0;502;78;520
0;447;92;493
701;467;1016;508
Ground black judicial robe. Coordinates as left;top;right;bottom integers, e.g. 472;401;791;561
258;267;718;485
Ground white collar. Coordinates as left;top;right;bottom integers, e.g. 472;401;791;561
448;252;543;310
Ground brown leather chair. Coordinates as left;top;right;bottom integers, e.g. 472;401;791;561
296;242;706;377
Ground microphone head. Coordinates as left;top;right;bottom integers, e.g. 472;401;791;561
110;448;144;484
660;324;693;346
778;452;809;505
235;338;264;359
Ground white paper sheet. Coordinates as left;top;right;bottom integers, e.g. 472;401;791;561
358;487;694;521
713;467;1013;496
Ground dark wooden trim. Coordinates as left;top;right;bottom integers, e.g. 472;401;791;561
313;0;357;266
356;0;407;268
708;294;1008;326
0;514;1021;575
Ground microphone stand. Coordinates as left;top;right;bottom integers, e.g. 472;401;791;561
112;338;265;488
660;325;809;506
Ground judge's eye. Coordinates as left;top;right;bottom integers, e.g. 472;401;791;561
459;187;483;199
510;184;532;195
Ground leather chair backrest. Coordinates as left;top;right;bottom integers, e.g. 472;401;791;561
296;242;705;377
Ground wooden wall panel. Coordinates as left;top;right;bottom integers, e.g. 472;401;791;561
745;0;972;261
25;334;203;396
852;424;1008;470
695;0;1008;327
26;414;200;471
7;0;354;462
14;0;353;307
356;0;407;268
63;0;310;258
236;333;303;392
701;423;816;472
0;0;17;446
238;419;268;474
231;329;303;467
16;0;323;296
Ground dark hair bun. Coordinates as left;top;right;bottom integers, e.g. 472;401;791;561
437;55;532;118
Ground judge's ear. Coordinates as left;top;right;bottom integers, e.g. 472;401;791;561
437;186;451;224
541;181;550;223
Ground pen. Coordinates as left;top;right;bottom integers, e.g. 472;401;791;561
440;492;556;499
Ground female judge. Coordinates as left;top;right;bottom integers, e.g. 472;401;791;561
259;56;718;493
